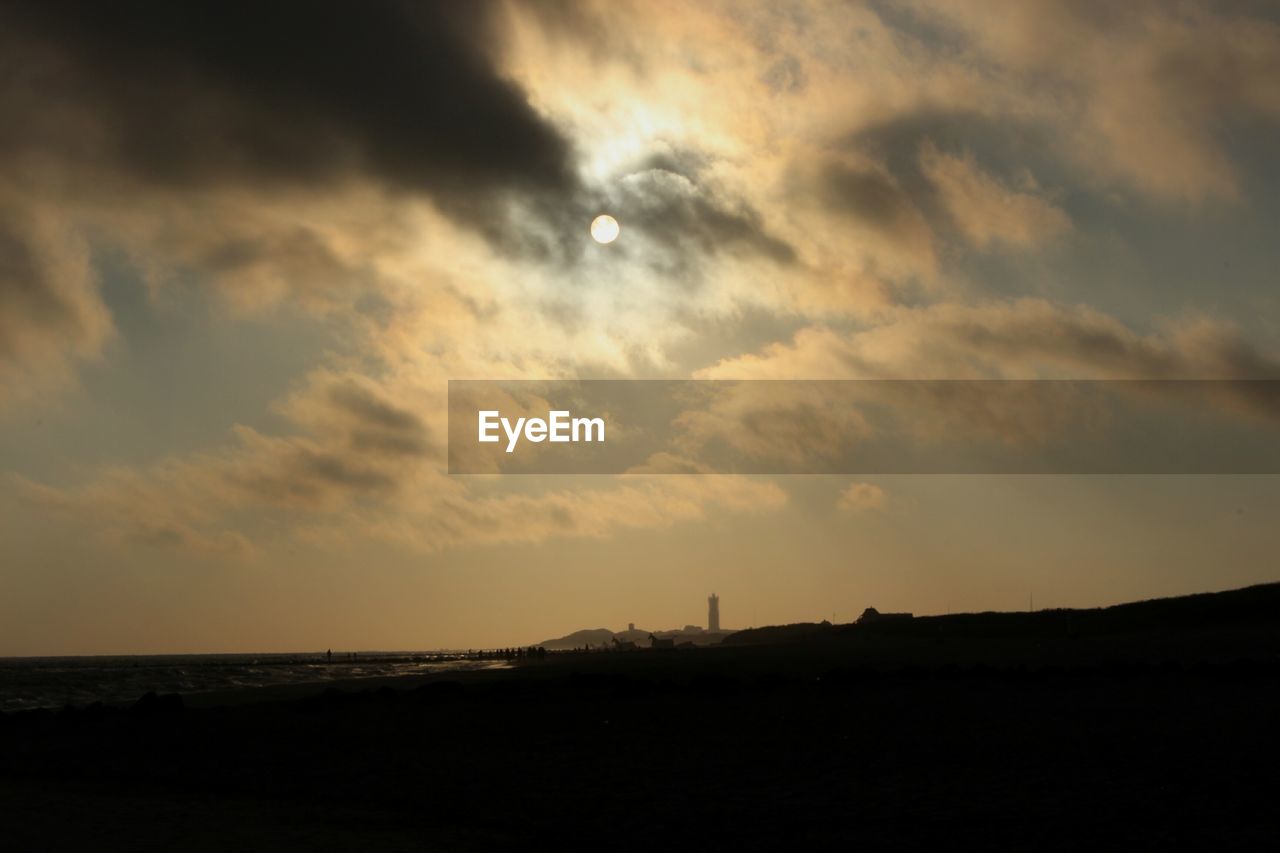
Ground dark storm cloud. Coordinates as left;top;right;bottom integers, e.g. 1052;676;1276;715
1;0;800;316
0;0;584;372
0;0;576;206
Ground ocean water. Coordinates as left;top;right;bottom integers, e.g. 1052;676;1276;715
0;653;509;713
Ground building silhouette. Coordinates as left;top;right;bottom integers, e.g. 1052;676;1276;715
857;606;913;624
708;593;720;632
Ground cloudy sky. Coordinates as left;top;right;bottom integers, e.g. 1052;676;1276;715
3;0;1279;654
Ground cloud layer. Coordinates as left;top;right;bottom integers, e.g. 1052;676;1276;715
3;0;1279;560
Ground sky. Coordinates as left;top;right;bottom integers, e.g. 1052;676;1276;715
2;0;1280;655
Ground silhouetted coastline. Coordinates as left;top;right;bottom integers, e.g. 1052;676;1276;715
3;583;1279;849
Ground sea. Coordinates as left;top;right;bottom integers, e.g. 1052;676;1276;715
0;653;510;713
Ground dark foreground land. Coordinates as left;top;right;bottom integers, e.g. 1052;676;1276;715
4;585;1280;851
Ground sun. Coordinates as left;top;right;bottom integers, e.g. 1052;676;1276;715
590;214;620;244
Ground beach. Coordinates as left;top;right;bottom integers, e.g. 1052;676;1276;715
5;588;1280;851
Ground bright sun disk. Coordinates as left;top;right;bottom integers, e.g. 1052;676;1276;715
590;214;620;244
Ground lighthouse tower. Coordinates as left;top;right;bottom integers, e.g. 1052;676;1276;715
708;593;720;633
